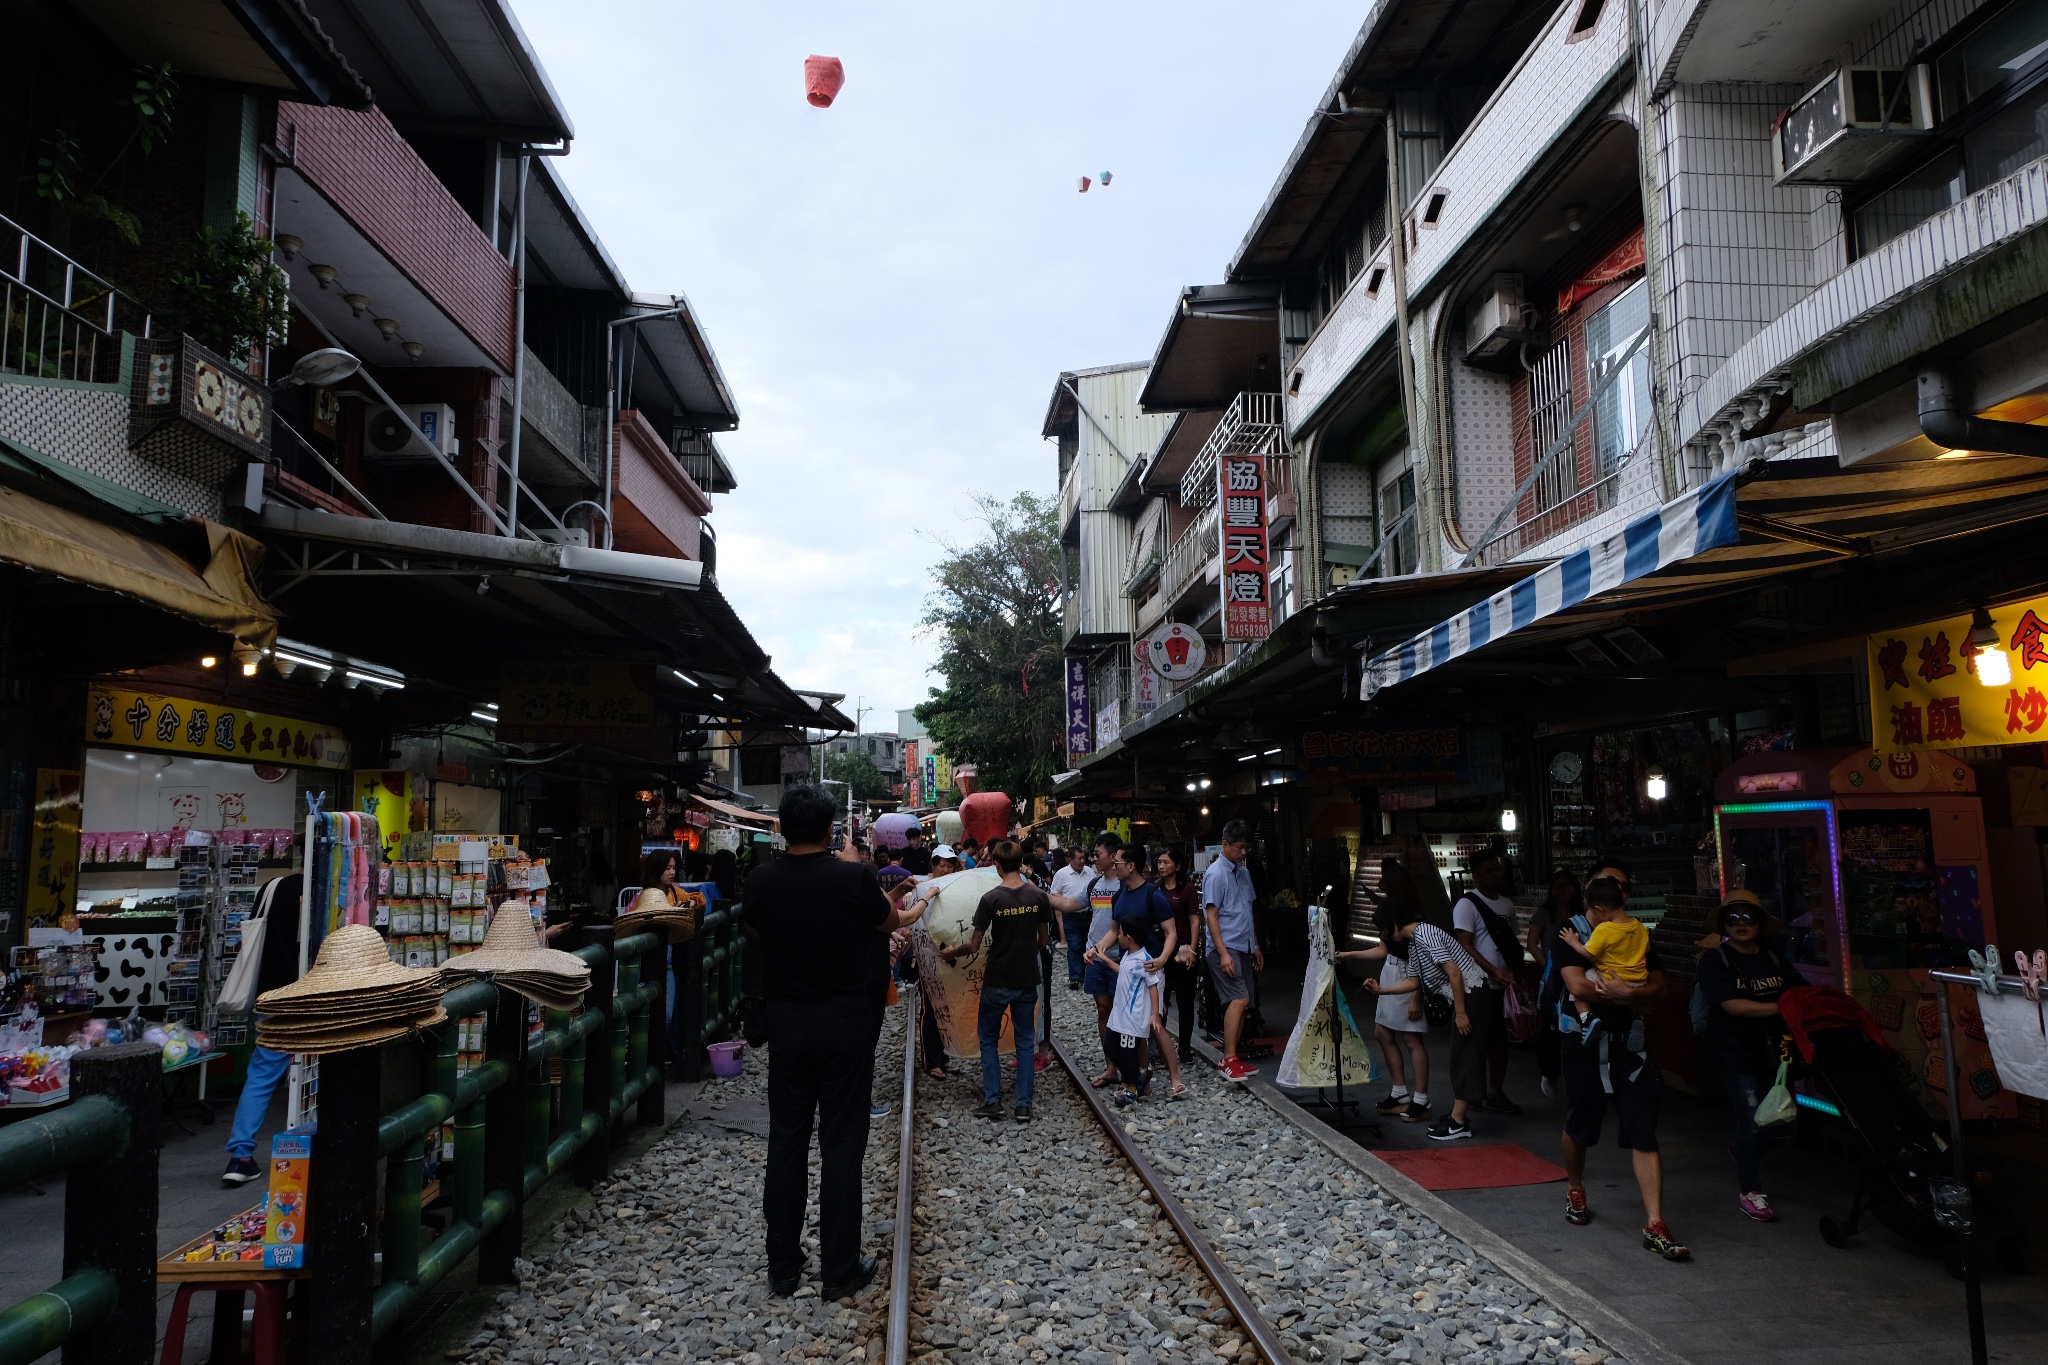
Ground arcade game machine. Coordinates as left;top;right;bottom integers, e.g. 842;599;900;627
1712;748;2013;1120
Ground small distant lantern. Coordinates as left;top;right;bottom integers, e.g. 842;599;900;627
805;55;845;107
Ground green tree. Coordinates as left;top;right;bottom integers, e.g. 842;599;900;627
915;492;1065;798
168;211;291;362
823;746;892;801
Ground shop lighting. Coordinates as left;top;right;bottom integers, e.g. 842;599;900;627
345;668;405;690
1645;766;1668;801
470;711;498;724
1200;778;1212;789
1263;747;1281;756
671;669;700;687
272;649;332;674
200;655;217;669
1500;807;1518;833
1186;781;1199;792
1794;1092;1842;1118
1237;752;1258;762
1970;607;2010;686
1200;806;1210;816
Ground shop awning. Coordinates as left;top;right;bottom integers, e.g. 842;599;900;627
0;477;278;650
692;795;776;830
1363;471;1739;695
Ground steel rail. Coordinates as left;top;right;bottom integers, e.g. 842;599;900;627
1046;1036;1297;1365
886;984;919;1365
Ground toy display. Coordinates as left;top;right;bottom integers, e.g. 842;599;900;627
177;1207;270;1264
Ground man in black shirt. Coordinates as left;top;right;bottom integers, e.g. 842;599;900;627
749;785;919;1300
1551;874;1689;1262
941;839;1053;1122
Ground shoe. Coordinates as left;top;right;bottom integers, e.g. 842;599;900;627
1626;1018;1647;1053
1540;1076;1557;1099
1035;1052;1050;1073
1738;1192;1777;1223
1376;1094;1411;1115
1426;1116;1473;1142
1482;1093;1523;1115
770;1272;801;1297
1068;981;1082;991
869;1103;890;1119
1221;1056;1259;1083
978;1100;1006;1121
1399;1102;1432;1123
221;1157;260;1186
1113;1087;1139;1108
822;1255;878;1300
1642;1220;1691;1261
1014;1105;1032;1123
1564;1188;1591;1226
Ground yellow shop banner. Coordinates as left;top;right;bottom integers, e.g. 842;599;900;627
1868;598;2048;751
86;685;351;769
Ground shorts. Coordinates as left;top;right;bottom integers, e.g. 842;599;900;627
1206;947;1252;1004
1084;959;1118;998
1560;1035;1662;1152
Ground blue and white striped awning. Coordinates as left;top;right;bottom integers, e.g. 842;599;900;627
1361;471;1740;696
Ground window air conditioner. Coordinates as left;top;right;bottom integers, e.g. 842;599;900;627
1463;273;1542;371
1775;66;1933;186
367;403;459;460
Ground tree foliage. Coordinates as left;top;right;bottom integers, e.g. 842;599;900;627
823;747;892;801
914;492;1065;798
168;211;291;362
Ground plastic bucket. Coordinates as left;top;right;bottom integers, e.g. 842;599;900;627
707;1040;745;1078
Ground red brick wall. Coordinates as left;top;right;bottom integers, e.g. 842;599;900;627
612;410;706;559
277;103;515;372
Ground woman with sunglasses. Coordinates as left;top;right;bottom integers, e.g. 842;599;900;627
1694;890;1799;1222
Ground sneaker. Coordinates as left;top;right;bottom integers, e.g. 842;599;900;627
1067;980;1082;991
221;1157;260;1186
1014;1105;1033;1123
1642;1220;1692;1261
1113;1086;1139;1108
1426;1116;1473;1142
1482;1093;1523;1115
1035;1052;1051;1073
1399;1101;1432;1123
1376;1094;1411;1115
869;1103;890;1120
978;1100;1007;1121
1540;1076;1557;1099
1221;1056;1260;1083
1738;1192;1777;1223
1564;1188;1592;1225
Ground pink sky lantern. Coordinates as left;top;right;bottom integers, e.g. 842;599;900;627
805;55;845;108
959;792;1012;848
1077;176;1091;193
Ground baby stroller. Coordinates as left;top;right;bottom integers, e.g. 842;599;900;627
1784;987;2029;1276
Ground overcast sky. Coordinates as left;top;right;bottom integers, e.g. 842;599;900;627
515;1;1363;732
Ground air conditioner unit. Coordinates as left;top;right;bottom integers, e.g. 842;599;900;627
367;403;458;460
1463;273;1542;371
1775;65;1933;185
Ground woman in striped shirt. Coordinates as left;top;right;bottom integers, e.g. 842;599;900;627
1337;900;1490;1142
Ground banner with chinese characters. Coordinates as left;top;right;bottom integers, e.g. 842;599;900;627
1219;454;1272;641
903;740;921;806
499;662;656;748
86;686;351;770
27;768;80;929
1867;600;2048;751
1065;657;1092;761
1299;726;1471;784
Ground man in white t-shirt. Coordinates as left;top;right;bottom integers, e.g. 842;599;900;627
1047;844;1095;990
1451;848;1524;1115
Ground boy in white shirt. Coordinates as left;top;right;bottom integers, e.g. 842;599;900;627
1104;915;1163;1107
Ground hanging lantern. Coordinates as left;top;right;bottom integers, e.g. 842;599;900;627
804;55;845;107
1078;176;1091;193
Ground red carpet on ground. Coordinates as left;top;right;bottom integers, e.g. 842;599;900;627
1374;1143;1567;1191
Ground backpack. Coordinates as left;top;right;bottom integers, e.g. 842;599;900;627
1536;913;1592;1030
1458;894;1526;974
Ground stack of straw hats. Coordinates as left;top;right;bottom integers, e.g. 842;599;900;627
616;886;703;944
443;905;591;1011
255;924;446;1054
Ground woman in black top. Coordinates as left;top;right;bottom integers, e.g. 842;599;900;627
1526;869;1585;1093
1154;847;1201;1059
1694;891;1799;1223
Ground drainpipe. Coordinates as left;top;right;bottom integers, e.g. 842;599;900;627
1384;112;1425;567
507;151;529;537
1918;369;2048;458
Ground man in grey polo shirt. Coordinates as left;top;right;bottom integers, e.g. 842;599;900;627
1203;820;1264;1081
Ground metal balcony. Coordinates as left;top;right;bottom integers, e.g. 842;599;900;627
1179;392;1286;508
2;212;152;384
1155;502;1220;621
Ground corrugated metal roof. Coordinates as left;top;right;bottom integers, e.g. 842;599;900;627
300;0;573;140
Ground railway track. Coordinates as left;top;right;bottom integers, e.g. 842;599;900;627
884;985;1293;1365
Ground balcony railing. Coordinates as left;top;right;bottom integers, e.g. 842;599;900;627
1;212;151;384
1058;457;1084;533
1157;502;1220;616
1180;392;1286;508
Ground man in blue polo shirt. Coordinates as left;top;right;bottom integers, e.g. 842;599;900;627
1203;820;1263;1081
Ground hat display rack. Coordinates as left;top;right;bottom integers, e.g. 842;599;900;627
443;903;591;1011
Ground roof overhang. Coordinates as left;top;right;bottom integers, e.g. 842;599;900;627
70;0;374;107
1138;284;1283;412
298;0;573;140
624;292;740;434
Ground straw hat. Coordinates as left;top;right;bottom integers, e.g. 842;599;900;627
256;925;444;1011
616;886;701;944
257;1008;448;1056
445;906;593;983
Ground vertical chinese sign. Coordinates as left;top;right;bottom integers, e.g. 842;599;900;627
27;767;81;930
1065;657;1092;765
903;740;920;806
1867;600;2048;750
1219;454;1272;642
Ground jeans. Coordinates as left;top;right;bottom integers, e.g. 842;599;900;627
765;996;880;1284
1724;1065;1788;1192
1061;914;1091;984
227;1045;292;1159
978;985;1038;1108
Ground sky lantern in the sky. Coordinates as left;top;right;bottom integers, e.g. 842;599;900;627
805;55;845;107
